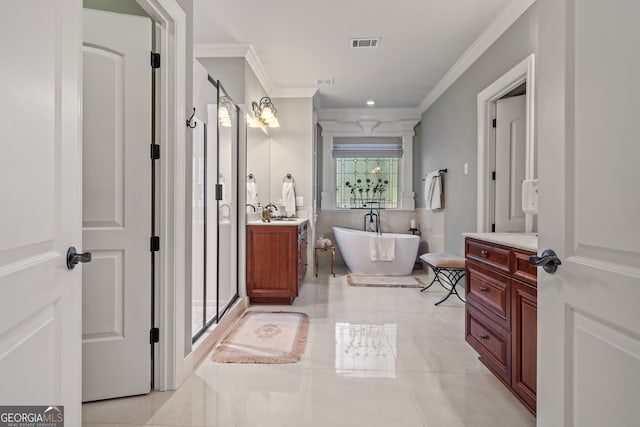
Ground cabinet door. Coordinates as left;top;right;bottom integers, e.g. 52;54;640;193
247;226;297;298
511;279;537;412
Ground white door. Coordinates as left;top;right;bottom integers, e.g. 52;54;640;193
537;0;640;425
494;94;526;232
82;9;152;401
0;0;82;424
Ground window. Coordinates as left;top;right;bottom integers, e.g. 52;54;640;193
336;157;398;208
332;136;403;209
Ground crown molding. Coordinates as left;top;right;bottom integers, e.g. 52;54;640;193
318;108;422;123
270;87;318;98
193;42;274;95
418;0;536;113
194;42;250;58
194;43;317;98
244;44;274;95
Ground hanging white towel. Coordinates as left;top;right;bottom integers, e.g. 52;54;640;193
246;181;257;207
370;235;395;261
424;171;442;210
282;182;296;217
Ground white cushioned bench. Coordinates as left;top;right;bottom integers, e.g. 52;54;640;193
419;253;466;305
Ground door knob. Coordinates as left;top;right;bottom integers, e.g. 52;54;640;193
529;249;562;273
66;246;92;270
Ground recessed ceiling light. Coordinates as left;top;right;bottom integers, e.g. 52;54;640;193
366;100;375;106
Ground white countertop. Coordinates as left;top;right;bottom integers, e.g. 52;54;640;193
247;218;308;226
462;232;538;252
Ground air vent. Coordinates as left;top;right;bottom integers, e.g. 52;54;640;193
350;38;380;48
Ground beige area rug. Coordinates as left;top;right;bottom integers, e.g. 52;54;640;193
346;274;425;288
211;311;309;364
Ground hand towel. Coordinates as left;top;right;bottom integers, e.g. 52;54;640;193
370;235;395;261
246;181;257;206
424;171;442;210
282;182;296;217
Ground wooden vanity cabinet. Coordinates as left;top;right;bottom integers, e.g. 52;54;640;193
465;238;537;415
246;221;307;304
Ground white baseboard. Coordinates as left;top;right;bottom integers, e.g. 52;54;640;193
184;297;249;375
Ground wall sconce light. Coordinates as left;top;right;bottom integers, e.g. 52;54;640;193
251;96;280;128
219;96;232;128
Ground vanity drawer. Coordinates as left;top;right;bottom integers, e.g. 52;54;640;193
466;261;510;329
511;249;537;287
466;305;511;384
465;238;510;273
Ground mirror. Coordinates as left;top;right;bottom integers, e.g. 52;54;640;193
246;124;270;210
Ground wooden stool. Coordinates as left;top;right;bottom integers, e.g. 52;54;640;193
419;253;466;305
314;246;335;277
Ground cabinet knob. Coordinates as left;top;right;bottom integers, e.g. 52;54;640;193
479;334;489;341
480;250;489;257
479;287;488;292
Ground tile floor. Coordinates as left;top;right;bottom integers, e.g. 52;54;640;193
83;268;536;427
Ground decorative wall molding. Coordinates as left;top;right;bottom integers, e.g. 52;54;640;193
319;120;419;136
318;108;421;123
418;0;536;113
357;120;379;136
319;115;419;211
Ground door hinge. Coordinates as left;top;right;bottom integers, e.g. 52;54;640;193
150;236;160;252
215;184;223;201
150;52;160;69
492;118;497;128
150;144;160;160
492;171;496;181
150;327;160;344
491;224;496;232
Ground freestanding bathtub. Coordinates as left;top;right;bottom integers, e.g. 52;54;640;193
333;226;419;276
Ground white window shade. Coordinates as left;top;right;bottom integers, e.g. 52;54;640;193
332;136;403;158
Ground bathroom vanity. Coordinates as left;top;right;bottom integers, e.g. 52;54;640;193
463;233;538;415
246;219;308;304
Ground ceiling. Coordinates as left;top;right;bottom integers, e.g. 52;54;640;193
194;0;515;109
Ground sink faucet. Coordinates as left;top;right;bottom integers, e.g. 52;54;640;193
246;203;256;212
262;203;277;223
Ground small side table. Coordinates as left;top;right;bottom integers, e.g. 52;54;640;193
314;246;336;277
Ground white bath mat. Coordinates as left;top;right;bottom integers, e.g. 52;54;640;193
346;275;424;288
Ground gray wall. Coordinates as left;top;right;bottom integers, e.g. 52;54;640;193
414;3;538;256
269;98;314;217
197;58;246;103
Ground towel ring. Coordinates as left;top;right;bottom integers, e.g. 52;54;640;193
283;173;295;183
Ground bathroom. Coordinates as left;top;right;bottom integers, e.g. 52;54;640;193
3;0;636;424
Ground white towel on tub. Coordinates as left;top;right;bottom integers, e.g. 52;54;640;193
370;235;395;261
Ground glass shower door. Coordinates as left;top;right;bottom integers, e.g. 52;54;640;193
216;87;238;320
191;76;239;342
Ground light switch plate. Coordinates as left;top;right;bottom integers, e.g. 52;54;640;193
296;196;304;207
